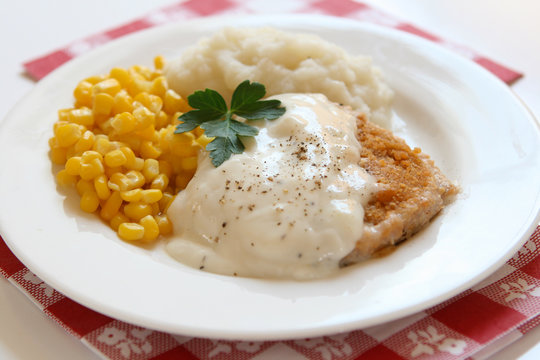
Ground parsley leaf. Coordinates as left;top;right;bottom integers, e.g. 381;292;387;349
175;80;286;167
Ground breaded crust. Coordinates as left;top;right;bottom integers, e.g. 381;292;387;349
339;115;458;266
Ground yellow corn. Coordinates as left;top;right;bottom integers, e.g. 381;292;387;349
150;173;169;191
111;112;137;134
134;92;162;114
110;212;129;231
52;57;205;242
124;202;152;221
94;174;111;200
100;191;122;220
142;159;159;182
93;93;115;116
140;215;159;242
154;55;165;70
79;157;104;180
55;123;83;147
80;190;100;213
73;81;93;107
104;149;127;167
76;179;94;196
150;76;167;97
109;67;130;87
180;156;198;171
81;150;103;162
158;192;174;212
68;107;94;127
49;146;67;165
108;172;132;192
56;169;77;187
126;170;145;188
118;222;144;241
74;130;95;153
196;134;214;148
140;189;162;204
93;78;121;96
120;189;142;202
65;156;82;175
140;140;161;159
112;91;134;114
155;214;173;235
133;106;155;130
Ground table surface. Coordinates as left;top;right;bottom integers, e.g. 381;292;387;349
1;0;539;359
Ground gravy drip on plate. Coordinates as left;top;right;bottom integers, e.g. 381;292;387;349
166;94;375;279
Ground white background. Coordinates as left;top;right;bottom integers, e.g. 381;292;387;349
0;0;539;359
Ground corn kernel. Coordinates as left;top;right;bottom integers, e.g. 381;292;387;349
142;159;159;182
79;158;104;180
68;107;94;127
126;75;151;96
81;150;103;162
65;156;82;175
111;112;137;134
76;179;94;196
58;109;71;122
150;76;167;97
133;106;155;130
100;191;123;220
84;75;108;84
75;130;95;153
126;170;145;188
120;189;142;202
118;222;144;241
163;89;187;114
140;215;159;242
93;78;121;96
134;92;162;114
158;192;174;212
104;149;127;167
55;123;83;147
151;202;160;215
155;111;169;129
180;156;198;170
158;160;172;179
154;56;165;70
73;81;93;107
196;134;214;148
108;173;132;192
109;67;130;87
94;174;111;200
93;92;115;116
155;214;173;235
134;125;155;141
140;141;161;159
110;212;129;231
50;146;67;164
93;137;114;155
175;173;193;190
140;189;162;204
112;91;134;114
104;166;122;178
56;169;77;187
80;190;100;213
150;174;169;191
124;202;152;221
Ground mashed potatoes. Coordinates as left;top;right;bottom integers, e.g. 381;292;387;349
165;27;394;128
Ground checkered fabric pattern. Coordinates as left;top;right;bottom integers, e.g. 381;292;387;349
2;0;532;359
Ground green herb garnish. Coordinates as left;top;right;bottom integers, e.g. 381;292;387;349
175;80;286;167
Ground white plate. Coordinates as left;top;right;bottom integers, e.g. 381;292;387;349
1;14;539;341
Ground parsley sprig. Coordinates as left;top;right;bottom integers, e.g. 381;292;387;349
175;80;286;167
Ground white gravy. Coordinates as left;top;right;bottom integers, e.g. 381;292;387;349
166;94;375;280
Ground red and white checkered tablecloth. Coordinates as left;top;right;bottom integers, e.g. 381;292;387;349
2;1;536;359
